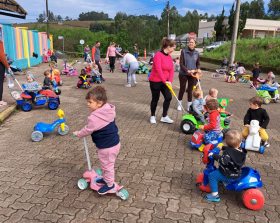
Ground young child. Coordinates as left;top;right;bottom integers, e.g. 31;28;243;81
73;86;121;195
49;62;62;86
266;71;279;87
174;57;180;72
191;89;205;123
242;96;270;147
236;62;246;81
43;70;52;90
252;62;260;88
205;130;247;202
199;99;221;144
204;88;218;102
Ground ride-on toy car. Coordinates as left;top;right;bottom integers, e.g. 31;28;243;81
196;145;265;211
256;84;279;104
77;138;129;200
12;82;60;112
31;109;69;142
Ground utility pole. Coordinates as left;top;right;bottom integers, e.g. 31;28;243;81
229;0;241;66
46;0;49;39
167;0;170;38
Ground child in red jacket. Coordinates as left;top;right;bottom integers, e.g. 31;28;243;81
199;99;222;144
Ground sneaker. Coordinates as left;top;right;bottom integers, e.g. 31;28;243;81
134;81;138;84
95;178;106;185
125;84;132;87
204;194;220;202
160;116;174;124
177;100;182;111
263;141;270;148
98;184;115;195
150;116;156;124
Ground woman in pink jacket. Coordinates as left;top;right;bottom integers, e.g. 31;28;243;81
149;38;176;124
106;42;122;73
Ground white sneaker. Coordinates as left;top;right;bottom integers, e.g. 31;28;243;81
177;100;182;111
160;116;174;124
150;116;156;124
264;141;270;148
187;102;192;112
125;84;132;87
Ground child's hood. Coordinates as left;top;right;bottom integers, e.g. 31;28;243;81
91;103;116;122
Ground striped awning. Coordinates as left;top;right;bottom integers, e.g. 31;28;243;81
0;0;27;19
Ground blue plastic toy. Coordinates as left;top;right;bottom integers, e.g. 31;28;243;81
31;109;69;142
196;145;265;211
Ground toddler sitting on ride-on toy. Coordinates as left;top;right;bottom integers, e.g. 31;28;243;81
242;96;270;147
190;89;206;124
205;130;247;202
204;88;218;102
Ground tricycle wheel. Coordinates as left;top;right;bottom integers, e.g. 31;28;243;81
58;124;69;136
263;97;270;105
21;101;32;112
116;188;129;200
95;168;102;176
77;178;88;190
48;100;59;110
259;146;265;154
31;131;43;142
180;120;196;134
242;189;264;211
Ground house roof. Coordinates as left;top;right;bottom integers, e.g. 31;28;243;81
244;19;280;31
0;0;27;19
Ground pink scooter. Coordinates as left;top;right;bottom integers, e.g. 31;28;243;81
77;138;129;200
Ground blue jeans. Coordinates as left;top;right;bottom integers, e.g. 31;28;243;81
204;131;220;144
208;169;234;193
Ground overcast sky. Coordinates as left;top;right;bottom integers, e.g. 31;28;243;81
0;0;270;23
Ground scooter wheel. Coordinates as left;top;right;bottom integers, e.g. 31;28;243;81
31;131;43;142
259;146;265;154
117;188;129;200
95;168;102;176
58;125;69;136
77;178;88;190
242;189;265;211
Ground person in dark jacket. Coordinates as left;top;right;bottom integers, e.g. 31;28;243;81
205;130;247;202
252;62;260;88
242;96;270;147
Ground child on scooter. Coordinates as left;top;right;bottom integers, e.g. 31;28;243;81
205;130;247;202
242;96;270;147
191;89;206;123
49;62;62;86
73;86;121;195
204;88;218;102
199;99;221;144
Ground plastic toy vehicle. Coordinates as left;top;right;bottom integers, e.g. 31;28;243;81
14;82;60;112
256;84;279;104
196;145;265;211
225;70;237;83
239;74;252;83
77;74;91;89
190;130;223;152
180;98;231;135
241;120;265;154
31;109;69;142
136;62;149;74
77;138;129;200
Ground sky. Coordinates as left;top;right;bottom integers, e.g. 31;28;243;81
0;0;270;24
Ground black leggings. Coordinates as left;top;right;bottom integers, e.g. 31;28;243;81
178;75;197;102
109;56;116;72
0;63;5;101
150;81;172;117
95;60;102;74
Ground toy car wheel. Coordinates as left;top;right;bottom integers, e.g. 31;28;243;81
58;124;69;136
95;168;102;176
77;178;88;190
21;101;32;112
31;131;43;142
48;100;59;110
259;146;265;154
116;188;129;200
180;120;196;134
263;97;270;105
242;189;265;211
55;89;61;95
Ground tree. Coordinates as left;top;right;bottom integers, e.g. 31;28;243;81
78;11;110;21
268;0;280;19
248;0;265;19
214;7;226;41
37;13;45;22
239;2;250;37
57;15;63;22
227;3;235;40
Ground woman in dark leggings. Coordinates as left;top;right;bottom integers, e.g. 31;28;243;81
177;38;201;111
149;38;176;124
0;40;10;107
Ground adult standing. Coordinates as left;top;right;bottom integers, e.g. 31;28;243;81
84;45;90;61
122;50;139;87
106;42;121;73
91;41;105;81
149;38;176;124
0;40;11;106
177;38;201;111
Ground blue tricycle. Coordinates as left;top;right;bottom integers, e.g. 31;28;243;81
31;109;69;142
196;145;265;211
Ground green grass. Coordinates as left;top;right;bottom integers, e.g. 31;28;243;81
203;38;280;69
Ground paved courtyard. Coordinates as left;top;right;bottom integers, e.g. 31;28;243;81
0;60;280;223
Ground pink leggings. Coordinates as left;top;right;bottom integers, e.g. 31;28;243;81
97;143;120;186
